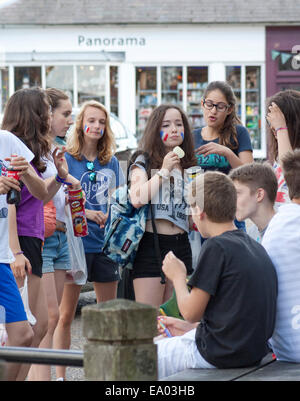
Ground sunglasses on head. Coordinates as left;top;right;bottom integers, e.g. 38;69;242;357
86;161;96;182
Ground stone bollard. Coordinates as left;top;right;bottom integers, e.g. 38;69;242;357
0;360;5;381
82;299;157;381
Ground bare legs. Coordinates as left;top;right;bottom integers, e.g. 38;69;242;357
133;277;173;308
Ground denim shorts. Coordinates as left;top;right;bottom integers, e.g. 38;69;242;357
42;231;71;274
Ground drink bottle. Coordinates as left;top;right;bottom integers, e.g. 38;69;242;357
6;168;21;206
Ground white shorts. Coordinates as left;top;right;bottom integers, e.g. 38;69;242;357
155;328;215;380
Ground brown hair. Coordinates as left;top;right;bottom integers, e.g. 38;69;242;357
66;100;116;165
229;162;277;205
203;81;242;150
188;171;237;223
282;149;300;200
1;87;51;172
46;87;69;111
266;90;300;162
138;104;197;174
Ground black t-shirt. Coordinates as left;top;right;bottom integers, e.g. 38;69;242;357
188;230;277;368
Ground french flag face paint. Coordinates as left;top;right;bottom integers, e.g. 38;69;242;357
160;130;168;142
84;125;90;134
181;132;184;140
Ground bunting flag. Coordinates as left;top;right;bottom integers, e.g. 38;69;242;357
271;49;293;65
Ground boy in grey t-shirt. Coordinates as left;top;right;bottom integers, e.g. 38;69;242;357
229;162;277;242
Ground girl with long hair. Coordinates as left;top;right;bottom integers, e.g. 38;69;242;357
194;81;254;232
129;104;197;308
1;87;73;380
54;100;124;380
28;88;79;381
266;89;300;208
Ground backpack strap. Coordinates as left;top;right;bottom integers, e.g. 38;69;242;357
150;204;165;284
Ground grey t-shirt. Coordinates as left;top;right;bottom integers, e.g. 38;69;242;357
129;154;190;232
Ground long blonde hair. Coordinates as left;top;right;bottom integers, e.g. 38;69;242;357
66;100;116;164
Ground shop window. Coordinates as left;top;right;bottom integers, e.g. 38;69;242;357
187;66;208;128
136;67;157;138
110;66;119;117
161;67;183;105
245;66;261;150
46;65;74;105
14;66;41;91
0;67;9;113
226;66;241;118
77;65;105;106
226;65;262;150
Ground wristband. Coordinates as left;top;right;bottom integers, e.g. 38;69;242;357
55;174;72;186
14;251;24;256
156;170;169;180
275;127;288;133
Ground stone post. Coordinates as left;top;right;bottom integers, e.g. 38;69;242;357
0;360;5;381
82;299;157;381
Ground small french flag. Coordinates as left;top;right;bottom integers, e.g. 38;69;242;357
160;130;168;142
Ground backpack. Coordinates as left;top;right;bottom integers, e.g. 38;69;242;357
102;152;150;270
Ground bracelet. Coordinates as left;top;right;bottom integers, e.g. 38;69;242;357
14;251;24;256
55;173;72;186
156;170;169;180
275;127;288;133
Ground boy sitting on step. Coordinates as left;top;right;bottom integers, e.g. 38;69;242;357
156;171;277;380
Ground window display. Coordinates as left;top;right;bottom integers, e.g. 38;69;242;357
187;67;208;128
0;67;9;113
46;65;74;105
77;65;105;106
226;65;262;150
226;66;241;118
110;66;119;117
161;67;183;105
245;66;261;149
14;66;41;91
136;67;157;138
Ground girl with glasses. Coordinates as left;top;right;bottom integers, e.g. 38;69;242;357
194;81;254;232
54;100;124;380
194;81;253;175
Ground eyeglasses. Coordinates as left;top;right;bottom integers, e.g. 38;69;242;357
203;99;230;112
86;161;96;182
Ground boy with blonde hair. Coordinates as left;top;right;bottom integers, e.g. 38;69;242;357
229;162;277;242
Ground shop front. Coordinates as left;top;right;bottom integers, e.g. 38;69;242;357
266;26;300;96
0;24;266;158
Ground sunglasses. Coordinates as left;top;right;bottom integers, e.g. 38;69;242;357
86;161;96;182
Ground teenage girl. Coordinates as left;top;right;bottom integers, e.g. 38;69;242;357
266;89;300;208
194;81;254;231
54;100;124;380
129;104;197;308
1;87;72;380
28;88;79;381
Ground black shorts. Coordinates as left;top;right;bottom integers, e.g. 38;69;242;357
18;236;43;278
132;231;193;280
85;252;120;283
